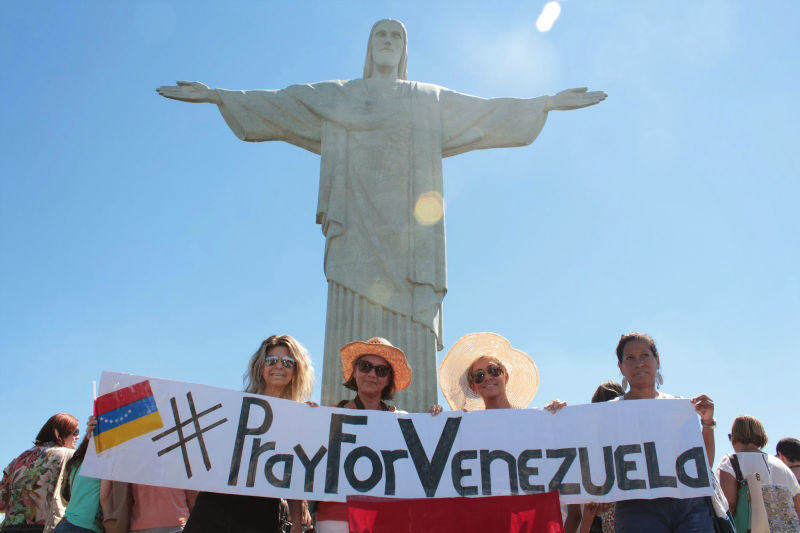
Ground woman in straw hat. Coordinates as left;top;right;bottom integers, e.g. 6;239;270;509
184;334;315;533
315;337;440;533
439;332;564;412
335;336;413;412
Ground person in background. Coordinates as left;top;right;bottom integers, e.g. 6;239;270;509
0;413;80;533
776;438;800;484
183;334;315;533
564;381;624;533
98;482;130;533
610;332;717;532
128;484;196;533
54;417;108;533
717;416;800;525
316;337;415;533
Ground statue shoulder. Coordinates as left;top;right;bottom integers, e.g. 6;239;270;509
409;80;447;92
282;79;353;94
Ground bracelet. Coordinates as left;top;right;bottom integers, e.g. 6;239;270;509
701;418;716;429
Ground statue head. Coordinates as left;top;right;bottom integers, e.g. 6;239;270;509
363;19;408;80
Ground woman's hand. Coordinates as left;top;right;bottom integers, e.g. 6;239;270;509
691;394;714;424
87;416;97;435
578;502;611;533
544;399;567;414
428;404;443;416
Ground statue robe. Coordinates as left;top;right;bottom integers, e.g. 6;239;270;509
215;79;549;411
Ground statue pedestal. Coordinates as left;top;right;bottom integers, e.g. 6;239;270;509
320;281;438;412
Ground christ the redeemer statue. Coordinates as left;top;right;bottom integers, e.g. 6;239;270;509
157;19;605;412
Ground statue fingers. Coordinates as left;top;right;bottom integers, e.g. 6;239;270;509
581;92;606;105
157;86;196;101
156;86;181;98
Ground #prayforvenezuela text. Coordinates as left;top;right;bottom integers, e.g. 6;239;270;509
82;373;713;504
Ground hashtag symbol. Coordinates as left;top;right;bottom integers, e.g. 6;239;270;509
151;392;228;478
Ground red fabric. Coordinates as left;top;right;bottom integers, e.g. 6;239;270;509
317;501;350;522
347;492;564;533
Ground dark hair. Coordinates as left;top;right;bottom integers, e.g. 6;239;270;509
592;381;624;403
776;437;800;462
730;415;768;448
35;413;79;447
61;436;90;501
616;332;659;363
343;355;395;400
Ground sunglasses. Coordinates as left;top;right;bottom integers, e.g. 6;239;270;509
264;355;296;368
470;364;504;384
356;359;392;378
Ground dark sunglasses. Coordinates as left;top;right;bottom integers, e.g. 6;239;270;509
356;359;392;378
264;355;296;368
471;364;504;384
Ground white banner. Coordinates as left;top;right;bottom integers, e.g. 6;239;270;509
81;372;714;504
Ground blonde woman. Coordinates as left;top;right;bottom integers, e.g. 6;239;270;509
438;332;566;413
183;334;315;533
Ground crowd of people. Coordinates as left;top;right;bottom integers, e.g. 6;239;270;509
2;331;798;533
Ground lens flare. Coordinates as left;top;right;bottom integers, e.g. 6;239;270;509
414;191;444;226
536;1;562;32
368;280;393;305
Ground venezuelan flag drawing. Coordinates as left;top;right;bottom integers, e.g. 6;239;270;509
94;380;164;452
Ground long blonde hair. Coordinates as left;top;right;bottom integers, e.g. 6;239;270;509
243;334;314;402
363;18;408;80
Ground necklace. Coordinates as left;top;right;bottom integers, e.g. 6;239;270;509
353;394;392;411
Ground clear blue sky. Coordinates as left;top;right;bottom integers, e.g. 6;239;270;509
1;1;798;474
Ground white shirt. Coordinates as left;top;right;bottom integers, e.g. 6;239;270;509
717;452;800;497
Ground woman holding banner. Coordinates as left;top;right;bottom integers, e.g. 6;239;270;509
611;332;717;532
183;334;315;533
316;337;414;533
54;417;109;533
438;332;566;414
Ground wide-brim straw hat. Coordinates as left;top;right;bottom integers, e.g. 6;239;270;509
439;332;539;411
340;337;412;392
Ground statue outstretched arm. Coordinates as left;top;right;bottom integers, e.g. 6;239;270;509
545;87;606;111
156;80;332;152
440;85;606;156
156;81;220;104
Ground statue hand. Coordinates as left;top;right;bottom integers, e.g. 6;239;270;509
156;81;219;104
549;87;606;111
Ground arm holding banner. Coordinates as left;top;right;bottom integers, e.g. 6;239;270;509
691;394;715;464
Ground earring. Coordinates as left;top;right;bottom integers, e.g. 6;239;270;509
656;371;663;388
621;377;629;391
